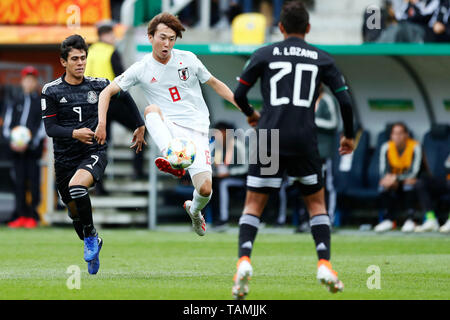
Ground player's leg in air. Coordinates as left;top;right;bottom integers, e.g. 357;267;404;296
65;168;103;274
144;104;211;235
302;187;343;293
144;104;185;178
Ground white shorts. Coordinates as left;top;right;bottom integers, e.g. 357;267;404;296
164;119;212;178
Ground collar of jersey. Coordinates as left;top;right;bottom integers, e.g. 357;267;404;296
285;36;307;44
61;72;86;86
150;50;173;66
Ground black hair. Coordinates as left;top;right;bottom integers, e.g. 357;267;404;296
60;34;88;61
280;1;310;34
97;25;114;38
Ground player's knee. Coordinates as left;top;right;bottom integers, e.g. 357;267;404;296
198;179;212;197
144;104;161;117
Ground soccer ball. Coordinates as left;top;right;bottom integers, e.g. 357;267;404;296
10;126;32;149
166;137;196;169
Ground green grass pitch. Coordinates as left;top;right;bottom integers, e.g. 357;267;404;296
0;226;449;300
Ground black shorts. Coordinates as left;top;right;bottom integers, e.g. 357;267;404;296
55;150;108;205
246;151;323;196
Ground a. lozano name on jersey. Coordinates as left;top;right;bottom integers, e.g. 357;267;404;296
272;46;318;60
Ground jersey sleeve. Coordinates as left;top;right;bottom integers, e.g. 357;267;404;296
322;61;348;94
41;89;58;120
237;50;265;87
114;61;141;92
41;88;73;138
193;54;212;84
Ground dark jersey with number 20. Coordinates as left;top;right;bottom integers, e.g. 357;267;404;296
238;37;349;156
41;75;109;169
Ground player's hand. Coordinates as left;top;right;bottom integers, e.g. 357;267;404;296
73;128;95;145
94;123;107;145
130;125;147;154
433;22;445;34
10;143;27;153
247;110;260;127
339;136;354;155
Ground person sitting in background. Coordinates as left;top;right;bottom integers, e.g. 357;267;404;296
210;121;248;231
374;122;422;233
427;0;450;42
414;153;450;232
376;0;439;42
3;66;45;228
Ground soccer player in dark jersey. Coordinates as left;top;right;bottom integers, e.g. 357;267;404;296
41;35;146;274
231;1;355;299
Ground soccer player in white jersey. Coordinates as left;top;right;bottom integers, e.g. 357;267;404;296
94;13;245;236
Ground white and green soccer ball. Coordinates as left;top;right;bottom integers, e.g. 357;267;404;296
10;125;32;149
166;137;196;169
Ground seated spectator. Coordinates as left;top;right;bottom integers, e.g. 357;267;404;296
374;122;422;232
375;0;439;42
210;121;248;230
415;154;450;232
427;0;450;42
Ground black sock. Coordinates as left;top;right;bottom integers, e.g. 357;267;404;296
67;207;85;240
310;214;331;261
73;220;84;240
69;185;96;238
238;214;260;258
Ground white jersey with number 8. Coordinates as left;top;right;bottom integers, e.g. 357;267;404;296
115;49;212;133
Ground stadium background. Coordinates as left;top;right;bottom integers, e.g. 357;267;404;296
0;0;449;230
0;0;449;303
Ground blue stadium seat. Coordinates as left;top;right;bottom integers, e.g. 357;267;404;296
423;124;450;206
332;129;372;198
423;124;450;179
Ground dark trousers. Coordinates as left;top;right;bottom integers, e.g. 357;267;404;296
379;183;416;220
11;151;41;221
416;177;450;218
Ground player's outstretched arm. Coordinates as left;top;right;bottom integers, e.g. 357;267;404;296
205;76;240;109
95;81;121;145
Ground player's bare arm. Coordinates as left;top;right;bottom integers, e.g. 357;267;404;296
94;81;121;145
205;76;239;108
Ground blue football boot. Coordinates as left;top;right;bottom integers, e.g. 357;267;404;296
84;234;99;262
88;237;103;275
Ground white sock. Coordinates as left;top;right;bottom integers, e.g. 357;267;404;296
145;112;172;155
190;189;212;215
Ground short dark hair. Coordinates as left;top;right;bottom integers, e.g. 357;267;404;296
280;1;310;34
147;12;185;38
60;34;88;61
97;24;114;38
391;122;409;134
